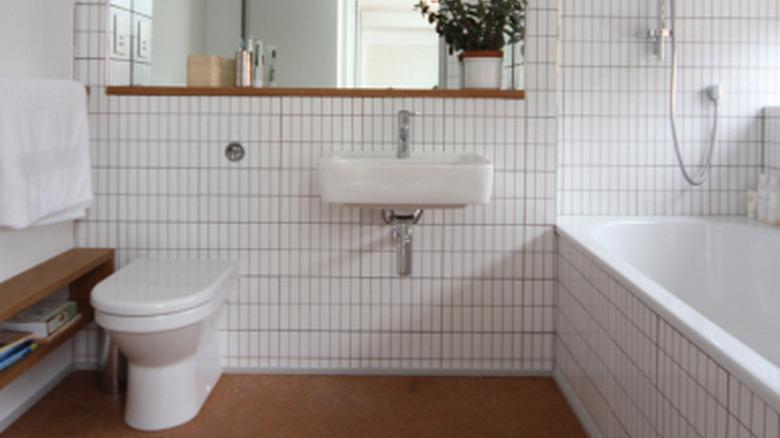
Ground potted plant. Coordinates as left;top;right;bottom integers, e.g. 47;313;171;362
415;0;527;89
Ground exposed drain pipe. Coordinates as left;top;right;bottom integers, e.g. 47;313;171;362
382;209;423;277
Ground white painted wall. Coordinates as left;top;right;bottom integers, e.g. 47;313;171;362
0;0;77;431
0;227;74;433
0;224;74;281
247;0;340;87
150;0;207;85
0;0;74;78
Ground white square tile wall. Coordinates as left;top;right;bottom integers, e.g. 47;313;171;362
70;0;780;432
71;0;560;372
559;0;780;216
556;235;780;438
766;108;780;172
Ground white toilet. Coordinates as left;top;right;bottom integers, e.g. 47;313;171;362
91;259;237;431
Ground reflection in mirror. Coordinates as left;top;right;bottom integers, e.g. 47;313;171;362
245;0;440;88
338;0;442;89
108;0;525;91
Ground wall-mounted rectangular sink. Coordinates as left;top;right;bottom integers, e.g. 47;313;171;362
319;152;494;209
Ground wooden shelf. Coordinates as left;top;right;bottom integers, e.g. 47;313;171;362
0;249;114;321
0;315;90;389
106;86;526;100
0;248;114;390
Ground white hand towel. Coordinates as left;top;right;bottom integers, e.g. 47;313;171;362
0;79;93;230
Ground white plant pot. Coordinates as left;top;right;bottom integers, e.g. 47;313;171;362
462;53;503;89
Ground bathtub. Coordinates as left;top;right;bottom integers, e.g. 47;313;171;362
556;217;780;438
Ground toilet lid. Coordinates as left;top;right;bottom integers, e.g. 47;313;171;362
91;259;237;317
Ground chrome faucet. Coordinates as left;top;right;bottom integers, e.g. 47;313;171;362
397;110;418;159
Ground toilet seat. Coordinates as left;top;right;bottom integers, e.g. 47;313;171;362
95;297;223;333
91;259;237;317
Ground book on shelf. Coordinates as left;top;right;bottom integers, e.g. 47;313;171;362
38;314;82;344
1;301;78;339
0;341;37;372
0;330;34;357
0;336;34;364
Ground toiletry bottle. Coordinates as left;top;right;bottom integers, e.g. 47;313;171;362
235;50;253;87
235;37;253;87
253;40;264;88
747;170;761;219
747;189;758;219
267;46;277;87
767;174;780;226
757;173;770;223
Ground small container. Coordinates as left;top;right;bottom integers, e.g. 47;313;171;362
244;35;255;52
757;173;770;223
187;55;223;87
768;193;780;225
462;51;504;89
252;40;264;88
747;190;758;219
767;175;780;226
234;50;253;87
267;46;277;87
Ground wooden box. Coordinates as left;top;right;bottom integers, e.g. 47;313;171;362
187;55;224;87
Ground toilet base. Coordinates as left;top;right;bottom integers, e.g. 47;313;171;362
125;358;202;431
121;312;222;431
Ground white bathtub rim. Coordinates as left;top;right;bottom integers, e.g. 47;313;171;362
556;216;780;413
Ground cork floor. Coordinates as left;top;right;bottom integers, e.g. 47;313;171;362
5;371;586;438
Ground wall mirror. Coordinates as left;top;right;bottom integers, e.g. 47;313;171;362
107;0;526;97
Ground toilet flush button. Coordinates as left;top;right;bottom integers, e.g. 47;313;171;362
225;142;245;162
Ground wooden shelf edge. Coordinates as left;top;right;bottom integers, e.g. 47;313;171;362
106;86;526;100
0;249;114;322
0;315;92;390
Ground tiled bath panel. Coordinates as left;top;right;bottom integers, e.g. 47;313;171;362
556;235;780;438
70;0;560;372
559;0;780;215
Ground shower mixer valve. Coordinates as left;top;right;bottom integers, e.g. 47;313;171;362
705;84;722;103
646;27;673;61
647;28;672;39
646;0;674;62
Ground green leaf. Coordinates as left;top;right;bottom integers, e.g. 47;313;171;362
414;0;527;53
